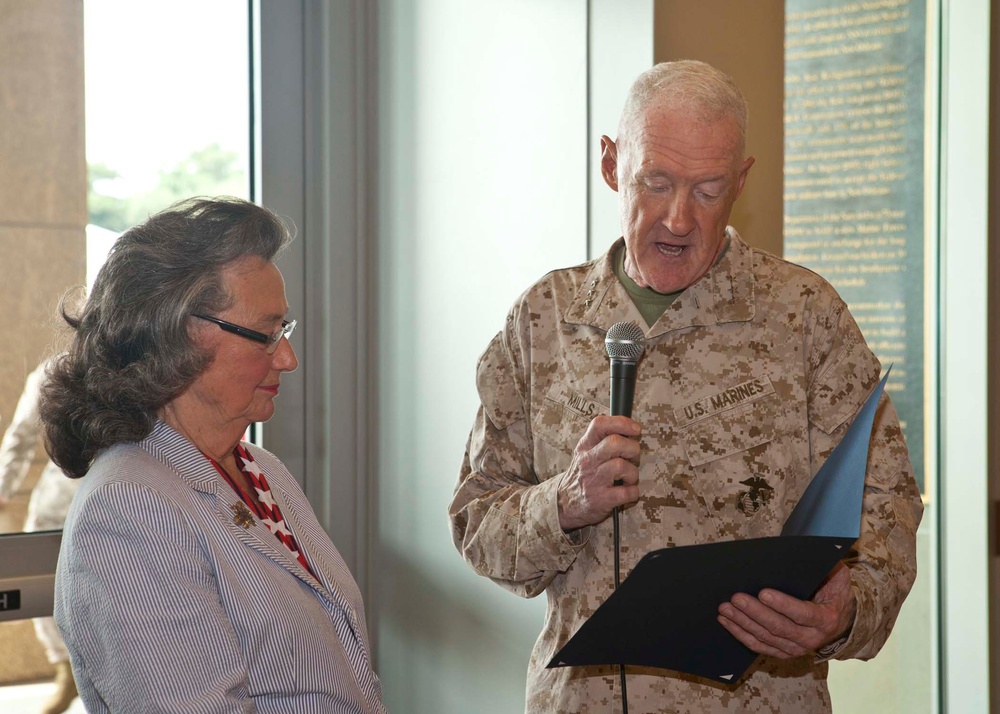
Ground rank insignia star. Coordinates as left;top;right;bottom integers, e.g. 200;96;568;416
230;501;256;529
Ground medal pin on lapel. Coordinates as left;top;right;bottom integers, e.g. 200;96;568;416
230;501;256;529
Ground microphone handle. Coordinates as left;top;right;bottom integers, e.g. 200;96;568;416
609;359;638;418
609;358;637;589
608;358;636;714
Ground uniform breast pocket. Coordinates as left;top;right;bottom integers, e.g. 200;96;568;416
678;398;778;468
679;396;786;532
531;386;603;481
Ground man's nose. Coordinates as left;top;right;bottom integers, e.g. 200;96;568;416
660;192;695;236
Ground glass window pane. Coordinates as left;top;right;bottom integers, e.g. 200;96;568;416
0;1;250;710
783;1;938;711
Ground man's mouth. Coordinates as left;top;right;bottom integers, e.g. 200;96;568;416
656;243;684;257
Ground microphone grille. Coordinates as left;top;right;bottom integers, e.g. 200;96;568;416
605;321;646;361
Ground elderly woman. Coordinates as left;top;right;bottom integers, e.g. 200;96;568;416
39;197;385;713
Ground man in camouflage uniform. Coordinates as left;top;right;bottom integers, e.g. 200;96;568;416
449;60;923;713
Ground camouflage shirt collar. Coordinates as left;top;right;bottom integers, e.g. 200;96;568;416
563;237;641;329
564;227;756;339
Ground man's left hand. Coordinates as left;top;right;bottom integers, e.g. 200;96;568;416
716;562;856;659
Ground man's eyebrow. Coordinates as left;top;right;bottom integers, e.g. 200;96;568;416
637;170;729;185
693;171;730;183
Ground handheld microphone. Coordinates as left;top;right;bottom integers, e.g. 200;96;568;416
603;321;645;582
605;321;645;418
604;321;644;714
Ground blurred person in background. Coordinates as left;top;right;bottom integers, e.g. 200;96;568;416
0;358;79;714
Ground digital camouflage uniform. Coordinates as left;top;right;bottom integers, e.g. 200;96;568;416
449;229;923;714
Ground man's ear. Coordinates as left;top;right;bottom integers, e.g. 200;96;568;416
600;136;620;192
734;155;755;200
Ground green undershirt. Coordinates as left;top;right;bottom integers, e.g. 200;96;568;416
614;236;731;327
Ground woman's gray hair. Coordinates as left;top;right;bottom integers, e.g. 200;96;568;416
618;60;749;158
39;196;293;478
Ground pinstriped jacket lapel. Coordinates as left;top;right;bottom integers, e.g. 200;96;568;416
215;481;310;583
141;421;360;624
268;482;366;638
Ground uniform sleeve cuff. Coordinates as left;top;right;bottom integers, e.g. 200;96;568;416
516;475;592;573
814;581;868;662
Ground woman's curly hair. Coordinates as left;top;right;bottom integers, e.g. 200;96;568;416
39;196;292;478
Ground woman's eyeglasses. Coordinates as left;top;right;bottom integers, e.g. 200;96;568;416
191;314;297;354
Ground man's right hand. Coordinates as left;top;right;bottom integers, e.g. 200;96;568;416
556;415;641;532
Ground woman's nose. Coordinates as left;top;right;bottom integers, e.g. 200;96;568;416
272;335;299;372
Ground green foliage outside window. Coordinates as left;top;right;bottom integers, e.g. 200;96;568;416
88;143;246;232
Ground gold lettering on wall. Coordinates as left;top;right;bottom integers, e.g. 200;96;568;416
784;0;926;488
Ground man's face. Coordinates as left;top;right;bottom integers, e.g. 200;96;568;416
602;106;754;294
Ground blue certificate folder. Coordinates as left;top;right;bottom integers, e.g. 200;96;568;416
547;371;890;685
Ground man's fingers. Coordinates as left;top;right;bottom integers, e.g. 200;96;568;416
719;598;814;657
717;613;810;659
559;416;643;531
575;415;641;452
593;452;639;483
718;587;851;658
588;434;642;466
614;483;640;507
753;589;826;629
724;595;797;637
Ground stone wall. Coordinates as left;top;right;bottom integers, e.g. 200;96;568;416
0;0;86;686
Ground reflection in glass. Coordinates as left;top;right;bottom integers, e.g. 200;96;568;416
0;360;70;537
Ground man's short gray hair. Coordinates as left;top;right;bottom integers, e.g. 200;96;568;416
618;60;749;158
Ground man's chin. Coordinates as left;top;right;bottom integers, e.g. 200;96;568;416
643;268;689;295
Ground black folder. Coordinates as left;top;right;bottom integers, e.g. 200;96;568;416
547;371;889;685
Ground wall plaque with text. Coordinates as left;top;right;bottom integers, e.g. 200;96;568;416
784;0;927;491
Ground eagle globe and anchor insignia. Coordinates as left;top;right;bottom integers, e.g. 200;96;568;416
736;475;774;516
